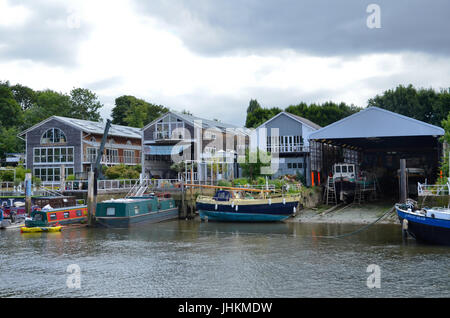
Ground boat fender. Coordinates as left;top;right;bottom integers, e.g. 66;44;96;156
431;213;435;218
283;198;286;205
293;207;296;213
268;199;271;205
231;202;234;208
215;204;218;210
235;205;238;211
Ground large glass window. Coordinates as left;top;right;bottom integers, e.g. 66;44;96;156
41;128;67;144
33;147;74;164
124;150;135;164
34;167;74;182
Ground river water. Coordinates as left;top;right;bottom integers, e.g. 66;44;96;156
0;220;449;298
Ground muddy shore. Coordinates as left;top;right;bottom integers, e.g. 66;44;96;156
290;202;400;225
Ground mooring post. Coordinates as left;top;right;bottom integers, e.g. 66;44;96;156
87;171;96;226
60;164;65;193
181;179;186;219
400;159;407;204
25;173;32;216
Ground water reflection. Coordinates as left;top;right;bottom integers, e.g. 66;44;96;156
0;219;449;298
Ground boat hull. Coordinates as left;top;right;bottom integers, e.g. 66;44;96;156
396;206;450;245
95;208;179;228
198;210;290;222
196;200;297;222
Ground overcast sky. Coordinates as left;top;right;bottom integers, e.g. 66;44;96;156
1;0;449;126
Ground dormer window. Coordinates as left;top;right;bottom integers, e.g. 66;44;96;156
41;128;66;144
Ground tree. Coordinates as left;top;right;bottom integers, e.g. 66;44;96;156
368;84;450;127
68;88;103;121
10;84;37;111
112;95;168;128
23;89;72;128
0;85;23;128
239;148;272;180
0;127;24;159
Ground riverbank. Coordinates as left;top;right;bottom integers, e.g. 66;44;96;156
291;201;400;224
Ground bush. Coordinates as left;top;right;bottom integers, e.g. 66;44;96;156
218;180;232;187
104;164;140;179
66;175;75;181
233;178;249;186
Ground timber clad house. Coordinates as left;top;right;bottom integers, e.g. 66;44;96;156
142;111;249;180
18;116;141;184
257;111;321;185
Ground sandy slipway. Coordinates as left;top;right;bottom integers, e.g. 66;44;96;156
290;202;400;225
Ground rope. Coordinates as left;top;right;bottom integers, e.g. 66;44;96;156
316;205;396;239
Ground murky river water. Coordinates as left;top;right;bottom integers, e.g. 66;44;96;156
0;220;449;298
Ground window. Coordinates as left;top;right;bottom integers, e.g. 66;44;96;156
86;147;98;162
34;166;74;182
298;162;303;169
64;212;70;218
105;149;118;163
134;206;140;214
335;166;341;173
106;208;115;216
293;163;297;169
348;166;354;173
342;166;348;173
124;150;135;164
49;213;57;220
33;147;74;164
41;128;66;144
76;210;82;217
287;163;292;169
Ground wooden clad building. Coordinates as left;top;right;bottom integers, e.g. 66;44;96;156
18;116;142;184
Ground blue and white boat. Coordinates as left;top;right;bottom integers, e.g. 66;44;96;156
196;190;299;222
395;202;450;245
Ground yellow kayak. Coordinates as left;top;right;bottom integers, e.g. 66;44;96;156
21;226;62;233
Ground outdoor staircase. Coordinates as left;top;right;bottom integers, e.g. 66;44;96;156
126;179;150;197
323;176;337;205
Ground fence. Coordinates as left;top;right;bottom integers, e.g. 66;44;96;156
418;182;450;196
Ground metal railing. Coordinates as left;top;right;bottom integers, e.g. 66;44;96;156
267;143;309;153
83;155;140;165
418;182;450;196
153;131;185;140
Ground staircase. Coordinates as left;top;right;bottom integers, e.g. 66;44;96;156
126;179;150;197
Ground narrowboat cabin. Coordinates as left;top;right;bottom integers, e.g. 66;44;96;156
95;194;178;228
25;196;87;228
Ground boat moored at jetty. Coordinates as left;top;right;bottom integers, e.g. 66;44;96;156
95;193;178;228
24;196;88;229
395;201;450;245
196;190;299;222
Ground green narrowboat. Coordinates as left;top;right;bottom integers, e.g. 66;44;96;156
95;194;178;228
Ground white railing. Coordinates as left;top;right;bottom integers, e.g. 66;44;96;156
83;155;140;165
268;143;309;153
418;182;450;196
153;131;184;140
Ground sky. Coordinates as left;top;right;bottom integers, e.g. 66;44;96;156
1;0;449;127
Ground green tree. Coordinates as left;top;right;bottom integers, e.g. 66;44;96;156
10;83;37;111
239;148;272;180
0;85;24;128
112;95;168;128
0;127;24;159
68;88;103;121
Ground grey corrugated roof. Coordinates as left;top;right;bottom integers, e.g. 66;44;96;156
171;111;239;131
54;116;142;139
309;107;444;140
286;112;322;130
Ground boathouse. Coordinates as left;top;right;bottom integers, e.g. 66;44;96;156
256;112;321;185
18;116;142;184
141;111;249;180
308;106;444;198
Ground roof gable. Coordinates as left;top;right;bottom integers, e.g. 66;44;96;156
257;111;321;131
309;107;444;140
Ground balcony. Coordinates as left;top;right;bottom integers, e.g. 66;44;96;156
153;131;185;141
83;155;141;165
267;143;309;153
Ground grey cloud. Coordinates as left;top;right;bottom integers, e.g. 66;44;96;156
0;0;91;66
132;0;450;57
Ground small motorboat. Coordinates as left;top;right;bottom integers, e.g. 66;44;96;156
395;200;450;245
